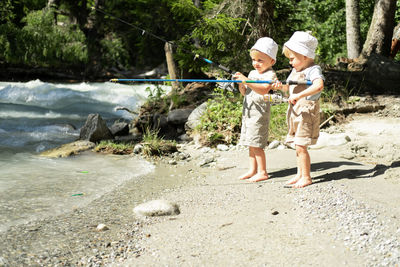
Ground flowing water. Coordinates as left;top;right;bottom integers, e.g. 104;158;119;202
0;80;171;232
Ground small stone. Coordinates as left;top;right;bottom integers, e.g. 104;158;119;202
96;224;109;231
133;144;143;154
268;140;280;149
271;211;279;215
217;144;229;151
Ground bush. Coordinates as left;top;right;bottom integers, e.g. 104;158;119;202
194;88;242;146
269;103;288;141
0;9;87;67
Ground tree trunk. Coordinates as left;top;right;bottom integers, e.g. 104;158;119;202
47;0;59;9
345;0;361;59
360;0;397;60
193;0;201;8
84;0;105;78
256;0;274;38
164;42;179;92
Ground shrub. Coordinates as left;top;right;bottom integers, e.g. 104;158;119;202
194;88;242;146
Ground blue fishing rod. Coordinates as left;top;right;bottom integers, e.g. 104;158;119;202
110;78;312;85
92;7;233;75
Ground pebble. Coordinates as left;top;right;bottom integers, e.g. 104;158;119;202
217;144;229;151
268;140;280;149
96;224;109;231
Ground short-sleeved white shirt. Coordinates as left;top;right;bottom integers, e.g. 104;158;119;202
287;65;324;100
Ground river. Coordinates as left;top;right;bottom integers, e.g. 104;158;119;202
0;79;171;232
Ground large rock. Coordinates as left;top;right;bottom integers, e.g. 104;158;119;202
109;121;129;136
185;102;207;130
133;199;180;217
40;140;95;158
79;114;113;142
167;108;194;125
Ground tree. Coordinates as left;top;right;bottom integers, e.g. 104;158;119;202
345;0;361;58
256;0;274;38
360;0;397;59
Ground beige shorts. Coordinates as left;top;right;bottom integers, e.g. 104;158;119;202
286;99;320;147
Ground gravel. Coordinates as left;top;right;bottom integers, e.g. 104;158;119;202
295;183;400;266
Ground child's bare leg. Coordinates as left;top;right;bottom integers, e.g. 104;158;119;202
248;147;269;182
293;145;312;188
238;148;257;180
285;148;302;185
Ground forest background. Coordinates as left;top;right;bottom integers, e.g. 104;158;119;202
1;0;399;82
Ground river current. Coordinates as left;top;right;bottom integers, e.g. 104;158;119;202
0;80;170;232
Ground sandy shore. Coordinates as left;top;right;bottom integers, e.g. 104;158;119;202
118;141;400;266
1;104;400;266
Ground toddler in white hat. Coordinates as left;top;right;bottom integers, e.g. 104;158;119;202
232;37;278;183
273;31;325;188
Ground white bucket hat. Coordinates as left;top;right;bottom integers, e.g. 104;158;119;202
284;31;318;59
251;37;278;61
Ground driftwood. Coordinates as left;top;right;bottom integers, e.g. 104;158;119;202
364;53;400;92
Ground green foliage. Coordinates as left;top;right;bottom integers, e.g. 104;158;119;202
294;0;347;64
195;88;242;146
269;103;288;141
194;88;289;146
142;127;177;157
0;9;87;67
145;85;167;103
0;0;14;23
168;0;201;28
1;0;399;74
95;140;135;154
100;33;130;69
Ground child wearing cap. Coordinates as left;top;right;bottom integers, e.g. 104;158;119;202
233;37;278;182
273;31;324;188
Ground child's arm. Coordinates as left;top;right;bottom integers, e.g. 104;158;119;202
233;72;273;95
288;78;324;105
272;82;289;93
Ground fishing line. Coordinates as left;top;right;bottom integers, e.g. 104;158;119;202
92;6;234;75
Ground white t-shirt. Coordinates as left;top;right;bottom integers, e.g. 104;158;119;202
287;65;324;100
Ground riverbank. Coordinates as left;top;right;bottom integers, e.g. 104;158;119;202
119;103;400;266
1;96;400;266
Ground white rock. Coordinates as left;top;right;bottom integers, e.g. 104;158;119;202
217;144;229;151
133;144;143;154
96;224;109;231
268;140;280;149
277;144;286;150
133;199;180;217
310;132;350;149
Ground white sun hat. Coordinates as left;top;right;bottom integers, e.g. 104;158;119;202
251;37;278;61
284;31;318;59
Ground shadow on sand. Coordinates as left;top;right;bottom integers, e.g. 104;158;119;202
269;160;400;185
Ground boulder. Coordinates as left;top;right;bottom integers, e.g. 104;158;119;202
185;102;207;130
79;114;113;142
109;122;129;136
167;108;194;125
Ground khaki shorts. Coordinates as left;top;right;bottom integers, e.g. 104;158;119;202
286;99;320;147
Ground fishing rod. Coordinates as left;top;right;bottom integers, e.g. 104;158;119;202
92;6;234;74
110;78;312;85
